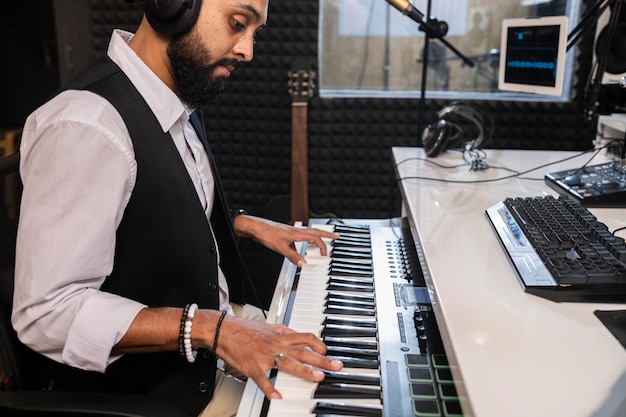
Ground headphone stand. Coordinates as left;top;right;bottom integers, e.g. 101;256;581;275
414;0;475;145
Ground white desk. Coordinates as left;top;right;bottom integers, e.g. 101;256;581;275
392;147;626;417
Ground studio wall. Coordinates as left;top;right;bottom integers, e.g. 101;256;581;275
2;0;624;272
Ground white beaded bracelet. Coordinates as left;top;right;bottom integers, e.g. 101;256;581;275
183;303;198;363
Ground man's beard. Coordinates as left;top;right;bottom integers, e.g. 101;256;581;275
167;30;238;109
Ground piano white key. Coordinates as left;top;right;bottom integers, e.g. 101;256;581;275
273;374;316;396
266;399;315;417
336;367;381;377
266;398;383;417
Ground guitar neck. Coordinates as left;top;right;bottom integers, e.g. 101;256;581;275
288;66;315;225
291;101;309;224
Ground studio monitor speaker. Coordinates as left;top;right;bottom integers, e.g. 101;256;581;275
594;2;626;85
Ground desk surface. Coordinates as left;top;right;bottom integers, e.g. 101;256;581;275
392;147;626;417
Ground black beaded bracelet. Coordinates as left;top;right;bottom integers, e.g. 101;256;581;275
178;304;192;359
211;310;228;357
229;208;248;223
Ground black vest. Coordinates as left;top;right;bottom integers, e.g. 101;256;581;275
47;58;248;416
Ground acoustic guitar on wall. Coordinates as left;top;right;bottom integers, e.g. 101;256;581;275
287;61;316;225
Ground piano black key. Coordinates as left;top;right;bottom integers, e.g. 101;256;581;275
336;228;372;236
316;414;359;417
333;234;370;242
334;236;371;245
325;298;375;310
324;304;376;316
333;225;370;234
327;296;372;306
328;356;379;369
326;282;373;292
332;244;371;252
317;415;359;417
324;317;377;328
326;345;379;360
328;276;374;286
326;292;375;303
328;267;373;278
333;224;371;234
329;275;373;282
314;383;381;399
314;402;382;417
323;336;378;350
330;260;373;270
333;240;370;249
321;324;378;338
323;371;381;386
331;249;372;260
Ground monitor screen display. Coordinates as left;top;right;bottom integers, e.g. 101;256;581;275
498;16;568;96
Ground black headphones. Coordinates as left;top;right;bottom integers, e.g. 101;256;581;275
422;103;486;158
127;0;201;37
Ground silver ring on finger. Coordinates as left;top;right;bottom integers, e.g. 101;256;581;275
273;353;284;370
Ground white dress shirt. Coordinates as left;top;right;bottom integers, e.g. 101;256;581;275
13;29;232;373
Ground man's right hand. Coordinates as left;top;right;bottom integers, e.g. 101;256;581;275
194;310;344;399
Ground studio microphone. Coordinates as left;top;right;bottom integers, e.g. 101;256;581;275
385;0;425;24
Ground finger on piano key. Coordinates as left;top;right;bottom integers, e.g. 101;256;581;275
304;253;332;265
272;366;380;392
314;224;337;234
325;345;378;360
326;356;379;369
322;371;380;386
273;372;317;396
333;236;371;245
332;240;371;249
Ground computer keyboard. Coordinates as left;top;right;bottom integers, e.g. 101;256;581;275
486;195;626;303
544;161;626;208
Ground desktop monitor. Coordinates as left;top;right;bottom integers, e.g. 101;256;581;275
498;16;569;96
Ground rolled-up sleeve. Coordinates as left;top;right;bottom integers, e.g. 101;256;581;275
13;90;145;372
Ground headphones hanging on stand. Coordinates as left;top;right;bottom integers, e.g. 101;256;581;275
422;103;487;158
127;0;201;37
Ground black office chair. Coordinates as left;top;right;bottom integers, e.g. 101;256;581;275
0;152;190;416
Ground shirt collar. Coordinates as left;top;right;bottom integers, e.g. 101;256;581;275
106;29;193;132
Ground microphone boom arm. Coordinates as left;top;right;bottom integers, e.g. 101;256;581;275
385;0;475;144
385;0;474;68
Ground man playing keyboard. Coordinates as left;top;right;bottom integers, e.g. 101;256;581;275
12;0;342;416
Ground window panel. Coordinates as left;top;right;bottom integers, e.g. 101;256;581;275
319;0;577;101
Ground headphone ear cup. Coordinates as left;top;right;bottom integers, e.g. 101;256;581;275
145;0;201;37
423;119;453;157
